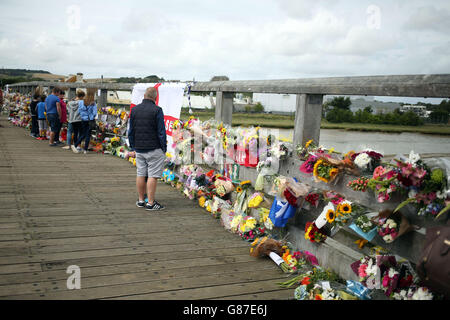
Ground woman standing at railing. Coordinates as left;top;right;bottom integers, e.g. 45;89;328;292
66;90;85;152
73;90;97;154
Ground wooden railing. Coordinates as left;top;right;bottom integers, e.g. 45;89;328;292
8;74;450;147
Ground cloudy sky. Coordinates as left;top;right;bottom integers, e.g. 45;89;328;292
0;0;449;84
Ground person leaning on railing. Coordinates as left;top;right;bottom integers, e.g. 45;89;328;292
73;91;97;154
65;90;85;152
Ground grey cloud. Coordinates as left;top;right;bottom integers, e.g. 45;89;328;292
403;5;450;34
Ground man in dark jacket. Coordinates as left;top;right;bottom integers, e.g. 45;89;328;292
128;87;167;211
30;93;40;137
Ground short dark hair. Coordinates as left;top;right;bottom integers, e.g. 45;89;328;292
40;95;47;102
52;87;60;94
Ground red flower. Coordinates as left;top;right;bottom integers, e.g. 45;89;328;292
301;277;311;285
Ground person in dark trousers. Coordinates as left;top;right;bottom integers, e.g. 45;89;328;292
45;87;62;146
74;90;97;154
66;90;85;151
128;87;167;211
29;93;40;137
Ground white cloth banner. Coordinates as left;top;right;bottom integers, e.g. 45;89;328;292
130;83;186;155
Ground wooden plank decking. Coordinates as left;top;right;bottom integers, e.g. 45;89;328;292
0;117;294;300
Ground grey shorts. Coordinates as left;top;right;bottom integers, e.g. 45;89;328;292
38;119;48;131
136;149;166;178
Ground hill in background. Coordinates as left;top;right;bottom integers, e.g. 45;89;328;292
0;68;65;86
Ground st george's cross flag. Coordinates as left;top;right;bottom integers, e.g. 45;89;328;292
129;82;186;154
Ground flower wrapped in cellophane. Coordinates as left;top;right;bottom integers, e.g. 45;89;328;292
249;237;291;273
374;209;414;243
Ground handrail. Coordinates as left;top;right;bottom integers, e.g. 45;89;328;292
7;74;450;97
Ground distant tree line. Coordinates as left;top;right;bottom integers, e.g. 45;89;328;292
324;97;426;126
0;68;50;77
114;75;165;83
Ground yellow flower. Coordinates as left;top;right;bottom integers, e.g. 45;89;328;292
329;168;339;178
240;180;251;186
328;147;335;154
355;239;368;249
236;186;243;193
251;238;260;246
305;139;313;148
313;160;330;183
326;209;336;223
198;196;206;208
337;202;352;216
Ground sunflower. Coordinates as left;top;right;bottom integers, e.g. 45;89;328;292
337;202;352;216
326;209;336;223
236;186;243;193
329;167;339;179
313;160;330;183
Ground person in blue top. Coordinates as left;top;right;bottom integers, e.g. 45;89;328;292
36;95;48;140
73;91;97;154
45;87;62;146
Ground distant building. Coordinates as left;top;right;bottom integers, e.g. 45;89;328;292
252;94;397;114
400;105;430;118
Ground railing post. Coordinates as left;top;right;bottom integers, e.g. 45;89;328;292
293;94;323;147
215;91;233;125
98;89;108;108
68;88;76;100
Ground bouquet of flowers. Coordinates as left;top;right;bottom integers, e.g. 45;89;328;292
367;165;400;203
250;237;292;273
296;139;318;161
351;214;377;240
304;221;327;243
394;153;448;218
347;177;370;192
351;149;383;172
305;192;320;208
375;210;414;243
392;286;434;300
351;256;378;289
299;154;319;174
313;158;340;184
381;267;400;297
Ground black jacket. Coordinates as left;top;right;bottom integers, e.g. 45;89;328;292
128;99;167;153
30;100;39;116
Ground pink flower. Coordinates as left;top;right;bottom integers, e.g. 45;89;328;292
304;251;319;266
401;163;414;177
373;166;386;179
382;275;390;288
358;264;368;278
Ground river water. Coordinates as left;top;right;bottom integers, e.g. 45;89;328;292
261;128;450;156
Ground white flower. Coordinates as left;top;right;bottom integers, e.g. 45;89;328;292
388;221;397;229
412;287;433;300
354;153;371;169
408;189;418;198
407;150;420;165
388;268;399;278
436;190;446;199
366;260;377;276
383;235;393;243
